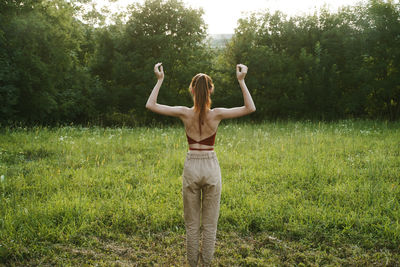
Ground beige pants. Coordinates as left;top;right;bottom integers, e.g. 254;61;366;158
182;150;222;267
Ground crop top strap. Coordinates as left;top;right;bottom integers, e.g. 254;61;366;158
186;131;217;146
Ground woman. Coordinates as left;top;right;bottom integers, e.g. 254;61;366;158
145;62;256;266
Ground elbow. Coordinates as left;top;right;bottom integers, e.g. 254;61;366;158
248;106;256;114
146;102;157;112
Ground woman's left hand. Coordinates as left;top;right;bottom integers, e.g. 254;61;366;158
154;62;164;80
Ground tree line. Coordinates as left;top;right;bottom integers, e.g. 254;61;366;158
1;0;399;126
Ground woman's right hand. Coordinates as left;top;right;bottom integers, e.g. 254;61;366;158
154;62;164;80
236;64;248;81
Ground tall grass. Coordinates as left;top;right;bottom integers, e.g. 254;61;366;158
0;120;399;265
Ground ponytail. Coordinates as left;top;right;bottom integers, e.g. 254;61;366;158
189;73;214;136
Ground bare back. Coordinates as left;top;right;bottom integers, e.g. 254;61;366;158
180;107;221;150
146;63;256;150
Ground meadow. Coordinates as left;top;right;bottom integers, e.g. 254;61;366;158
0;120;399;266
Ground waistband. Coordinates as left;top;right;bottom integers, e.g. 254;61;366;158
189;147;214;151
186;150;217;159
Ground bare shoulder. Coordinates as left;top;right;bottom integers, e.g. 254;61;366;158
211;107;224;114
176;106;192;117
210;107;230;116
177;106;195;121
176;106;191;112
210;107;226;120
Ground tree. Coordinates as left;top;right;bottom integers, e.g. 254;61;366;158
0;0;97;125
90;0;211;125
215;0;400;120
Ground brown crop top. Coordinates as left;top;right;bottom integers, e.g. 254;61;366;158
186;132;217;150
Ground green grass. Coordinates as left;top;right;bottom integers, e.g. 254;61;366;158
0;120;399;266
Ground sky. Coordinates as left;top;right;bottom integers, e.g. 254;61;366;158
94;0;364;34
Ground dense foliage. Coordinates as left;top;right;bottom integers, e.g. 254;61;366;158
1;0;399;125
219;0;400;120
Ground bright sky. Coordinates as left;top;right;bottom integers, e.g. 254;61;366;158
95;0;365;34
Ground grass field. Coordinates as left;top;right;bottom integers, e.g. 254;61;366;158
0;120;399;266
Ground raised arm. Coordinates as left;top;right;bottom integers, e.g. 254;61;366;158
214;64;256;120
145;63;188;118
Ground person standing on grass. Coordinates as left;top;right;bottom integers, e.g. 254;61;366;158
146;62;256;266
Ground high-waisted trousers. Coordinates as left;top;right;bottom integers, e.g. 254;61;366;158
182;150;222;267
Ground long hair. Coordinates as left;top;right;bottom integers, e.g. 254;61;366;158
189;73;214;136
